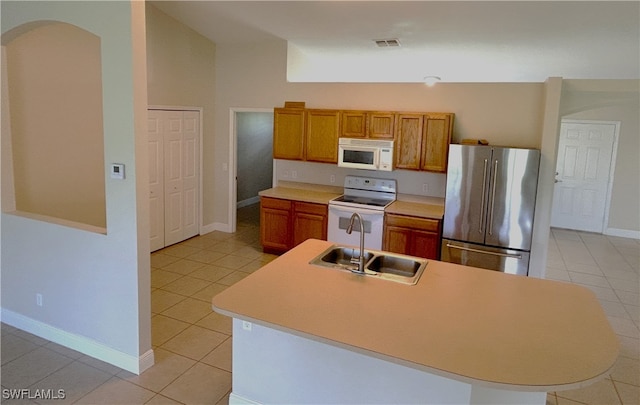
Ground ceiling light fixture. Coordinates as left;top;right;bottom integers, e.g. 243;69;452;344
423;76;441;86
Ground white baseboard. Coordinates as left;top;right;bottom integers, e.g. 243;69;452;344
200;223;217;234
1;308;154;375
229;392;262;405
138;349;155;374
237;196;260;209
201;222;233;234
605;227;640;240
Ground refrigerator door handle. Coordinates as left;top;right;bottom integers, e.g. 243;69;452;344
446;243;523;259
487;159;499;236
479;158;488;233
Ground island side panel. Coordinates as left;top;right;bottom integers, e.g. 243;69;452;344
469;386;546;405
230;319;473;405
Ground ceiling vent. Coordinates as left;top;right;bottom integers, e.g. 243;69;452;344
374;38;401;47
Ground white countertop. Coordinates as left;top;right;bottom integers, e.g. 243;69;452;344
259;181;445;219
213;239;618;391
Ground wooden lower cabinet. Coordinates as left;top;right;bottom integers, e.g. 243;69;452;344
292;201;327;247
383;213;441;260
260;197;292;253
260;197;327;254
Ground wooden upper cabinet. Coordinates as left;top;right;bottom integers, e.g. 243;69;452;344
305;109;340;163
395;114;424;170
421;113;453;173
340;111;367;138
340;111;395;139
273;108;305;160
368;112;395;139
274;104;453;171
396;112;453;172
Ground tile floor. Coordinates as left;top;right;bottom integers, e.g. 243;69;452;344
1;206;639;404
545;228;639;405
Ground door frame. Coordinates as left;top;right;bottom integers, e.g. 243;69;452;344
228;107;274;233
553;119;620;233
148;105;204;236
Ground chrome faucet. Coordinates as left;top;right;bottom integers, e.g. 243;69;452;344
346;212;366;274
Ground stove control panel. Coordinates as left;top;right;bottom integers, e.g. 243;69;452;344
344;176;397;193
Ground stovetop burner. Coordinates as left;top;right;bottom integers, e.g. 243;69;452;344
331;195;393;208
328;175;397;211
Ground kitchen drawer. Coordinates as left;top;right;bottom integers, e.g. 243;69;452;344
294;201;327;216
385;214;439;232
261;197;292;211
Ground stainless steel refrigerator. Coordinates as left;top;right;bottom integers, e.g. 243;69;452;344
441;144;540;276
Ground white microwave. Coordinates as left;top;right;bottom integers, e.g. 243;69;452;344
338;138;394;171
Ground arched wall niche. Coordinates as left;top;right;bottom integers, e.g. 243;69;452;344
2;20;107;231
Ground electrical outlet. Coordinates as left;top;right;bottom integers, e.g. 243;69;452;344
283;170;290;178
36;293;43;307
242;321;252;332
330;174;336;183
291;170;298;179
422;183;429;193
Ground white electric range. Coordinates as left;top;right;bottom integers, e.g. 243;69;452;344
327;176;397;250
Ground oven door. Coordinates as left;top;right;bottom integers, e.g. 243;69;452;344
338;145;379;170
327;204;384;250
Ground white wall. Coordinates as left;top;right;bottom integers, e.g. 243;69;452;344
145;3;216;226
274;160;448;198
0;1;152;373
528;78;564;279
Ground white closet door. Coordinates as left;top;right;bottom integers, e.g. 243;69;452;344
148;110;165;252
149;109;200;251
182;111;200;239
164;111;185;246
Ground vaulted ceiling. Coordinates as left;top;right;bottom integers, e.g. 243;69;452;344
151;1;640;83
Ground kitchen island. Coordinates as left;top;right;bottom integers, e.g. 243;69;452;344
212;239;618;405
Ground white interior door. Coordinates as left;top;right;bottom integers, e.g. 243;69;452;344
164;111;185;246
182;111;200;239
149;109;200;251
148;111;165;251
551;121;617;233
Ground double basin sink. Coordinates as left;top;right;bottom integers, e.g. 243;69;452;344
309;245;428;285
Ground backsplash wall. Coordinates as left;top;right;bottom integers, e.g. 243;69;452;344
273;159;447;198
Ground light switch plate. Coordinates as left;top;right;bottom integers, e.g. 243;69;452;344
110;163;125;179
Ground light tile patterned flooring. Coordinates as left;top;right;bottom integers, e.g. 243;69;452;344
1;206;638;404
545;228;639;405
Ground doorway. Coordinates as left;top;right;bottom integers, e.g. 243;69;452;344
550;120;619;233
230;109;273;232
148;108;201;251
